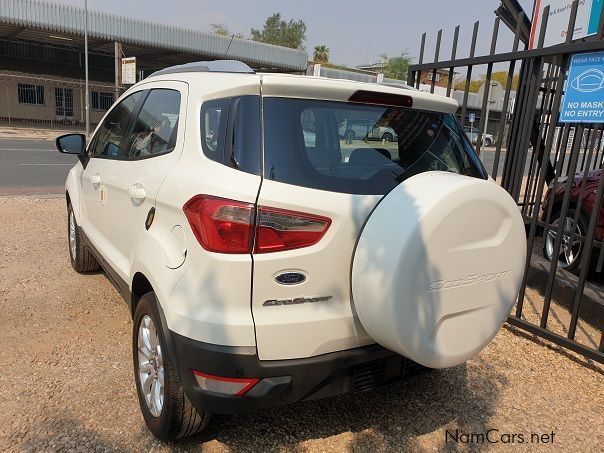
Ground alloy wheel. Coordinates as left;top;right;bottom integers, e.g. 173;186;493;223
137;315;164;417
545;216;583;269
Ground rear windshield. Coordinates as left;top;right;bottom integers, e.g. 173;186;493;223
263;98;486;195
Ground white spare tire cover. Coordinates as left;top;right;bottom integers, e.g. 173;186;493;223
352;171;526;369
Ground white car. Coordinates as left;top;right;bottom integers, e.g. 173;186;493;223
56;60;526;440
464;126;494;147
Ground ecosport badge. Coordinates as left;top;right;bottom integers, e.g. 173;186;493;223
263;296;332;307
427;271;511;292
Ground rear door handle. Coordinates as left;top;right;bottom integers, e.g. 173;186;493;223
90;174;101;185
128;184;146;201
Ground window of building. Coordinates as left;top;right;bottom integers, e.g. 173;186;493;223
18;84;44;105
91;91;114;110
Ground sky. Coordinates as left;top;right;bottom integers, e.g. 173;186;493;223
54;0;535;67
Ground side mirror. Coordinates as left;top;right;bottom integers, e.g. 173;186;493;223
56;133;86;155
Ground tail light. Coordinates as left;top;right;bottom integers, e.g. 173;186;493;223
255;207;331;253
183;195;331;254
182;195;254;253
192;370;258;396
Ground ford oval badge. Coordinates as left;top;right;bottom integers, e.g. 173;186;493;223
275;272;306;285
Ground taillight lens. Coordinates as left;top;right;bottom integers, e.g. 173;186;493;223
183;196;331;254
255;207;331;253
182;195;254;254
192;370;258;396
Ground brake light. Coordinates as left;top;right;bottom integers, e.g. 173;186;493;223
255;207;331;253
183;196;331;254
182;195;254;254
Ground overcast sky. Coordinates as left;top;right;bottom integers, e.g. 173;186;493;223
55;0;535;66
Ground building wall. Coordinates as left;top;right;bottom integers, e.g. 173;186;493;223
419;70;450;88
0;72;114;128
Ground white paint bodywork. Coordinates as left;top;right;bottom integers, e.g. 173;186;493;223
65;70;524;365
352;172;527;368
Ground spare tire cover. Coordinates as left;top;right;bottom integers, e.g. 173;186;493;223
352;171;526;369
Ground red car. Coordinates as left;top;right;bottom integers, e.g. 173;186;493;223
542;169;604;272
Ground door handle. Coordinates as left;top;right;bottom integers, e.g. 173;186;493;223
90;174;101;185
128;184;146;201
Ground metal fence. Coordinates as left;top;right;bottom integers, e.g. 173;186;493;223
408;1;604;363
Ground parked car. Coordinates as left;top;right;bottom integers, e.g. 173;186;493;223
340;118;397;142
464;126;494;147
56;60;526;440
542;169;604;272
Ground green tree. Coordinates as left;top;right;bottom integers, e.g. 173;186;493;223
209;23;244;39
380;52;413;81
251;13;307;50
490;71;520;91
454;71;520;93
313;45;330;63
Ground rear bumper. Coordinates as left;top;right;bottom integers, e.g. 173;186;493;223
171;331;425;414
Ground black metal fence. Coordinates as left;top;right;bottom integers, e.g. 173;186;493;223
408;1;604;363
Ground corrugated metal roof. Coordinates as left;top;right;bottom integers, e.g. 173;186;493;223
0;0;308;71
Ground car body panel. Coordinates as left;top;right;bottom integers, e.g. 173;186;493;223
542;169;604;241
252;179;379;360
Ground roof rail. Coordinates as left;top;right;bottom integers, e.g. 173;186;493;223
151;60;255;77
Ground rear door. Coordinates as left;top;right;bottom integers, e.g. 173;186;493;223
252;98;393;361
101;83;187;281
252;82;486;361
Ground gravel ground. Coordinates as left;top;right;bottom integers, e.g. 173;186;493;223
1;195;603;452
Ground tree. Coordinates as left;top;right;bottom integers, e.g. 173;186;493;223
380;52;413;81
209;23;244;39
251;13;307;50
313;45;330;63
454;71;520;93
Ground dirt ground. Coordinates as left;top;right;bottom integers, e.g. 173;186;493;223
1;196;603;452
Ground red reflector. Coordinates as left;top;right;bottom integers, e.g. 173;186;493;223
192;370;259;396
348;89;413;108
182;195;254;254
255;207;331;253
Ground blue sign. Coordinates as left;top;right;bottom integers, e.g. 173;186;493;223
560;51;604;123
468;113;476;123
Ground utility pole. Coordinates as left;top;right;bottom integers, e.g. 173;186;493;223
483;81;498;143
84;0;90;137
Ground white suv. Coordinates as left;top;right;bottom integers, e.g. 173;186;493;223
56;60;526;440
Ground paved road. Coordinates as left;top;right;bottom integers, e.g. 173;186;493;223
0;138;76;193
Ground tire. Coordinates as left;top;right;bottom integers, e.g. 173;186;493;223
484;137;493;147
67;204;100;273
133;293;210;440
381;132;394;142
542;208;589;274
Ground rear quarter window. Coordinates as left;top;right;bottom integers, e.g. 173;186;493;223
200;96;260;175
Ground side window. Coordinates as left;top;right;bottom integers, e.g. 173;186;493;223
89;91;143;158
123;89;181;159
200;98;230;164
199;96;261;175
